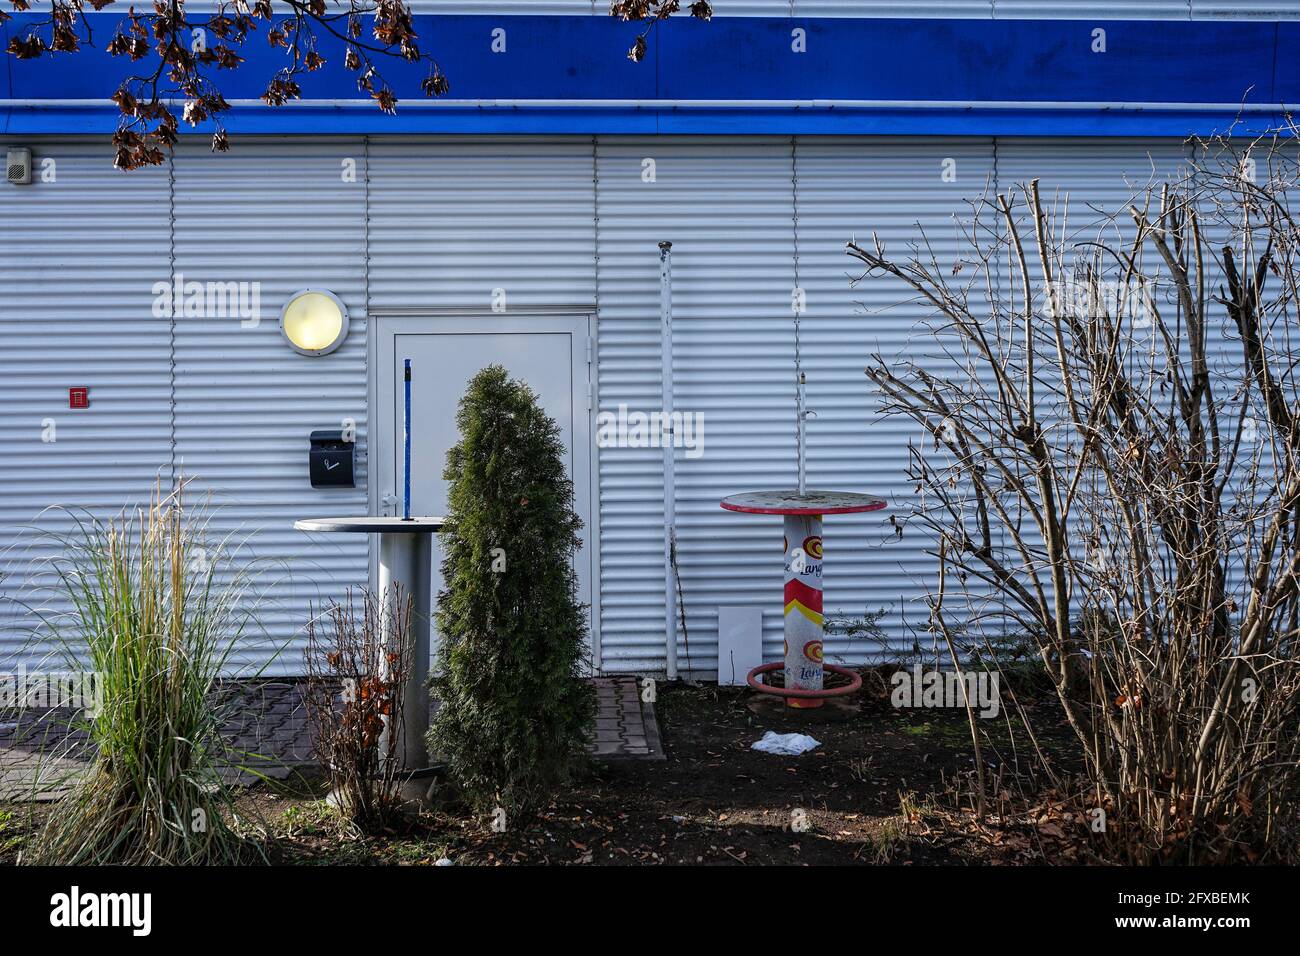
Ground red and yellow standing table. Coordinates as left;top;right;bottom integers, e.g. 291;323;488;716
720;490;885;708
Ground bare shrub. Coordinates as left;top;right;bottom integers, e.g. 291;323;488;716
850;133;1300;862
303;588;411;834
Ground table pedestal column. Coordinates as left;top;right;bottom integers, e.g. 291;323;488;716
783;513;824;708
378;531;433;769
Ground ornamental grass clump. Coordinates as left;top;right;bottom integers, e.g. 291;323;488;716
428;365;594;819
29;483;256;865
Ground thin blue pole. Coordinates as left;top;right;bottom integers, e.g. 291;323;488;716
403;358;412;521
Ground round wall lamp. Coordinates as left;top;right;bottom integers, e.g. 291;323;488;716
280;290;349;356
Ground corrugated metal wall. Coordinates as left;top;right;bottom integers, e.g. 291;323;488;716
170;138;371;673
794;137;1000;667
0;144;172;670
593;134;1220;674
0;133;1233;676
367;138;596;314
993;1;1189;15
592;137;1008;673
595;138;798;672
1193;2;1300;15
0;138;371;676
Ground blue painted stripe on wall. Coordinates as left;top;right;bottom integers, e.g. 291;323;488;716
2;15;1296;136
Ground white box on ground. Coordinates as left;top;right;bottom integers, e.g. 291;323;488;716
717;606;764;686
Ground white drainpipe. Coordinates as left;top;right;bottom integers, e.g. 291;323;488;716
659;241;678;680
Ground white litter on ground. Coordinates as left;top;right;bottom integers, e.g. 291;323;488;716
750;731;821;756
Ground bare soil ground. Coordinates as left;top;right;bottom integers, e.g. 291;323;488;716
1;672;1094;866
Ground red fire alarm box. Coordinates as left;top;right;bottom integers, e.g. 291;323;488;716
69;387;89;409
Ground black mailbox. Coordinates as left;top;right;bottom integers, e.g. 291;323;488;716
309;429;356;488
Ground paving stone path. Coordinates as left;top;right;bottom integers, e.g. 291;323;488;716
0;675;662;801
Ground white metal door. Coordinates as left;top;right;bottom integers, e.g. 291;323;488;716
375;314;595;658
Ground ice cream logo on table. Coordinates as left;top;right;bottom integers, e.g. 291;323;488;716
786;538;823;577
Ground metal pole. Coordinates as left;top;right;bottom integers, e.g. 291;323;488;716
403;358;412;521
375;531;433;775
793;256;808;496
796;372;807;497
659;241;678;680
405;533;432;768
378;533;415;761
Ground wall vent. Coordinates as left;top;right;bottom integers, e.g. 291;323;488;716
7;148;32;185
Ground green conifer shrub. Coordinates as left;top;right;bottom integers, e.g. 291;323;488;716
427;365;594;817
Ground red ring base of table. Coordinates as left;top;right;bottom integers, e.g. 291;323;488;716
746;661;864;702
721;490;885;708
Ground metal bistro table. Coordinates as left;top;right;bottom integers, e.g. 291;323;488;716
720;490;885;708
293;515;444;771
